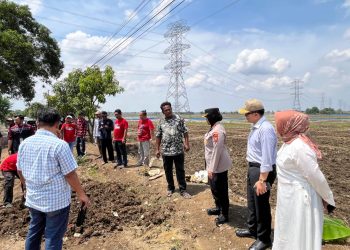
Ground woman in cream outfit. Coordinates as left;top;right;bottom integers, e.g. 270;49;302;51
273;110;335;250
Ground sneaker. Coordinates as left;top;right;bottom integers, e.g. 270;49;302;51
167;190;174;197
180;191;191;199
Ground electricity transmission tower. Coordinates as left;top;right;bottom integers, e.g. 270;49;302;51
164;20;191;112
321;93;325;110
291;79;303;111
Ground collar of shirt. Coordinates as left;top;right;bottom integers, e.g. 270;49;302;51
251;116;266;130
35;129;57;137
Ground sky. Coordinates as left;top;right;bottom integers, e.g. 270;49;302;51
11;0;350;112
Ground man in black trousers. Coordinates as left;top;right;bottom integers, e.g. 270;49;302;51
236;99;277;250
98;111;114;164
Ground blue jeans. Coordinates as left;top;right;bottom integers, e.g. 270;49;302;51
67;141;75;152
25;205;70;250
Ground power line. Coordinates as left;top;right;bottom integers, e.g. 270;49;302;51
99;0;187;67
85;0;152;65
190;0;242;27
92;0;177;66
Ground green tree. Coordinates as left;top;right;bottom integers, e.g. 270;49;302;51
305;106;320;114
24;102;46;118
320;108;336;114
0;95;11;122
46;66;123;138
0;0;63;102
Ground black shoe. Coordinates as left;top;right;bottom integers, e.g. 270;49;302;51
235;228;257;239
116;163;122;166
215;214;228;226
207;207;220;216
249;240;272;250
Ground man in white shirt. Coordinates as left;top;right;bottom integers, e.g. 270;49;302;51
235;99;277;250
93;111;103;159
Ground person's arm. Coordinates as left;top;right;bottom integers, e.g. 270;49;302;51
17;170;26;190
182;119;190;151
156;137;161;158
207;130;225;178
60;124;65;139
7;127;13;154
255;127;277;195
123;121;128;143
65;171;91;208
297;142;335;207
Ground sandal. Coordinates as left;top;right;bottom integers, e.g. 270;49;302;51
180;191;191;199
167;190;174;197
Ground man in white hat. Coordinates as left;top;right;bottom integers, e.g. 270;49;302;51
235;99;277;250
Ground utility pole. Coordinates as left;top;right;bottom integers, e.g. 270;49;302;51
164;20;190;113
291;79;303;111
321;93;325;110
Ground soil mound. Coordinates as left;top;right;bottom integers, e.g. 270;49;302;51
0;180;174;240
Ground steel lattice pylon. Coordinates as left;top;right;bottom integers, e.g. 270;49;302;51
164;20;190;112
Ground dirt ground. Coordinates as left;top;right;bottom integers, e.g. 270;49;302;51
0;120;349;249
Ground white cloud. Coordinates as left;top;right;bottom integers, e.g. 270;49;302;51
151;0;173;21
302;72;311;82
343;0;350;9
185;73;206;88
235;84;246;91
59;30;134;70
325;48;350;61
228;49;290;75
318;66;339;77
343;28;350;39
124;9;139;20
14;0;42;15
259;76;293;89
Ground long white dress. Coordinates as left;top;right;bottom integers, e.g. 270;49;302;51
273;138;335;250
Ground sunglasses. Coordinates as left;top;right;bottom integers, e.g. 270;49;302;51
245;111;257;116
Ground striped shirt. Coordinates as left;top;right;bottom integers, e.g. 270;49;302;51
17;129;77;212
247;116;277;172
76;118;87;137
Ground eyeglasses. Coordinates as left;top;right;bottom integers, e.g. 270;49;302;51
245;111;256;117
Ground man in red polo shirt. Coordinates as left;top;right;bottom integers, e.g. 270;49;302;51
136;110;154;166
60;115;77;152
1;153;24;207
113;109;128;168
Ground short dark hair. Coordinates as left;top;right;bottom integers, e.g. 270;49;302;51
114;109;122;114
38;109;60;127
101;111;108;115
78;112;85;116
256;109;265;116
140;110;147;116
160;101;171;111
15;115;24;120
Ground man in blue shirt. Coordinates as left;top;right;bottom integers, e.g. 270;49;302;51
236;99;277;250
17;109;91;250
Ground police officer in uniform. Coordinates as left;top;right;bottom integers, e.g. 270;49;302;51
204;108;232;225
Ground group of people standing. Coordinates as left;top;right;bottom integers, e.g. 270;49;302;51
0;98;336;250
202;99;335;250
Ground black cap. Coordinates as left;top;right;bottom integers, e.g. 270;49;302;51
203;108;220;117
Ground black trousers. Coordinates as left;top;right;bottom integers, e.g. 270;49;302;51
2;170;23;204
209;170;229;218
76;137;86;156
114;141;127;165
162;154;187;192
101;138;114;163
247;162;276;243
